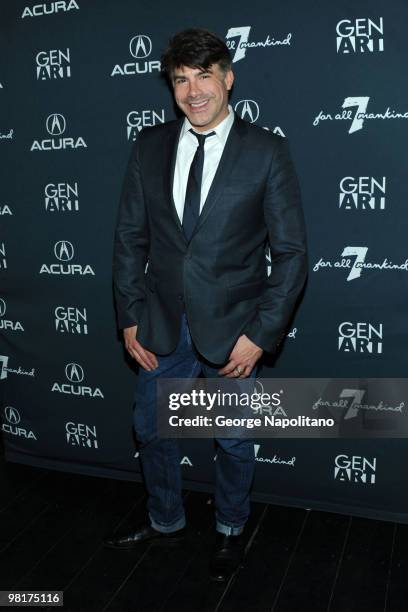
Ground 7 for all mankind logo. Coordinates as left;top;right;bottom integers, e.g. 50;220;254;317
225;26;292;63
313;97;408;134
313;246;408;282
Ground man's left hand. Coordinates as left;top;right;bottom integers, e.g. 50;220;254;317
218;334;263;378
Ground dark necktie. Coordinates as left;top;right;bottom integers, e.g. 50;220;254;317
182;129;216;242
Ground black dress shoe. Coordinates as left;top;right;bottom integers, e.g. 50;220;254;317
209;532;245;581
103;523;186;549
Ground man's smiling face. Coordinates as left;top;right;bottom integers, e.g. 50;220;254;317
172;64;234;132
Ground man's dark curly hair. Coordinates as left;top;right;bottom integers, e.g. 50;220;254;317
161;28;232;79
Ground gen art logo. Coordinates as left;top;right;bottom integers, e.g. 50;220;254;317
36;48;71;80
55;305;88;334
336;18;384;53
45;181;79;212
334;454;376;484
339;176;386;210
338;321;383;354
66;421;98;448
126;109;165;141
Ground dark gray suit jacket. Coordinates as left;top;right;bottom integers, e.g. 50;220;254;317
113;113;307;364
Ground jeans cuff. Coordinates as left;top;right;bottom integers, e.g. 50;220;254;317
149;512;186;533
216;520;245;536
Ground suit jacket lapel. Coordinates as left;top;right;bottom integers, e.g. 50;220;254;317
164;118;187;241
190;114;247;240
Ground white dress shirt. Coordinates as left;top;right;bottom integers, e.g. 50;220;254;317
173;104;235;223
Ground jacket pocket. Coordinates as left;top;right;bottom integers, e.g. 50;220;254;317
227;279;265;304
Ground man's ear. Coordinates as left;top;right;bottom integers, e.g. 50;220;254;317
225;69;234;91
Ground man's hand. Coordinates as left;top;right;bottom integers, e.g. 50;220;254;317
218;334;263;378
123;325;158;371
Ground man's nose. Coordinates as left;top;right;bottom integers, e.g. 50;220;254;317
187;80;201;98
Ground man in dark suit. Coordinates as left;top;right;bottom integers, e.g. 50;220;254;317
105;28;307;581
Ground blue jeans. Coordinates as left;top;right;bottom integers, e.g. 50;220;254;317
133;312;258;536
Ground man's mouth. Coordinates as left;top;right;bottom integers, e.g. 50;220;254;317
188;99;209;110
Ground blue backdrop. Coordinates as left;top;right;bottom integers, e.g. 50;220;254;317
1;0;407;522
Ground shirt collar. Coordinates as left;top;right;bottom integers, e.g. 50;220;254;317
180;104;235;145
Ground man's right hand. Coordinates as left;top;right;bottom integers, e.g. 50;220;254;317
123;325;158;371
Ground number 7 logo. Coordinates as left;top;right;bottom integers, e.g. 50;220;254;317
341;246;368;281
225;27;251;63
342;97;370;133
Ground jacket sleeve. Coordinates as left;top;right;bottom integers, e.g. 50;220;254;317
243;136;308;352
112;136;149;330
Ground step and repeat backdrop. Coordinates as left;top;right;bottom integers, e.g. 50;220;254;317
1;0;408;522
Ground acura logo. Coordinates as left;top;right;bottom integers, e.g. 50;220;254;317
129;35;152;59
0;298;5;317
46;113;66;136
54;240;74;262
4;406;20;425
65;362;84;383
253;379;265;395
251;379;274;408
234;99;260;123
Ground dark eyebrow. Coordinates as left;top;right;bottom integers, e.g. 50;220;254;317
173;67;213;80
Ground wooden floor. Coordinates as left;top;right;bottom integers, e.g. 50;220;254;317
0;448;407;612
